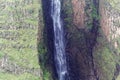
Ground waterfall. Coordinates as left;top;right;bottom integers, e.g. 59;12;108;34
51;0;68;80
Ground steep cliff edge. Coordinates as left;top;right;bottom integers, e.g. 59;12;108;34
62;0;99;80
96;0;120;80
61;0;120;80
38;0;120;80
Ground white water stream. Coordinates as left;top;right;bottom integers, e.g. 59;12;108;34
51;0;68;80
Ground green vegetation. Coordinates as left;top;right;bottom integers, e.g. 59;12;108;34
0;72;40;80
38;41;53;80
116;75;120;80
0;0;42;79
94;47;115;80
42;69;52;80
106;0;120;11
62;0;73;28
37;0;53;79
85;1;100;30
0;0;40;28
93;31;116;80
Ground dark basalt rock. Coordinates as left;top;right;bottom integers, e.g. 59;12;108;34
39;0;57;79
62;0;100;80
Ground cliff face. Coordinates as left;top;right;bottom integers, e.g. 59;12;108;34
62;0;120;80
1;0;119;80
71;0;85;29
62;0;99;80
98;0;120;80
38;0;120;80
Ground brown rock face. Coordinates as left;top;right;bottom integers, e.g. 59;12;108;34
64;0;119;80
63;0;99;80
99;0;110;39
71;0;85;29
100;0;120;43
99;0;120;79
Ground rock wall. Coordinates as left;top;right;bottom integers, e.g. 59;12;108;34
38;0;120;80
97;0;120;80
71;0;85;29
62;0;120;80
100;0;120;42
62;0;100;80
38;0;57;80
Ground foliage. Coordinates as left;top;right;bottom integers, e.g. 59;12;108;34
38;41;53;80
116;75;120;80
106;0;120;11
0;72;40;80
85;2;100;30
93;32;116;80
0;0;41;79
0;0;40;28
62;0;73;28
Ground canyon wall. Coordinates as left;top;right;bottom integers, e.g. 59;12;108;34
61;0;120;80
38;0;120;80
97;0;120;80
62;0;99;80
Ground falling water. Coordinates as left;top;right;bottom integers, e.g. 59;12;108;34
51;0;68;80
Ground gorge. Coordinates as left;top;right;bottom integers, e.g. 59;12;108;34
0;0;120;80
51;0;69;80
40;0;120;80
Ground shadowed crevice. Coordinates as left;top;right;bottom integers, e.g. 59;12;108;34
38;0;57;79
